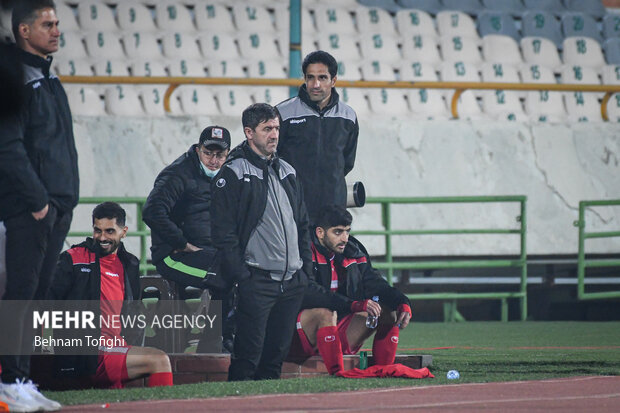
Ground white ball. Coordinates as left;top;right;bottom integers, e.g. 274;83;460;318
446;369;460;380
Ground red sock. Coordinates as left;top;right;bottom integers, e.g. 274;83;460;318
148;372;173;387
372;325;400;365
316;326;344;375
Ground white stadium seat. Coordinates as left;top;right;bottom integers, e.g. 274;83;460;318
176;86;220;116
481;90;526;122
407;88;451;120
64;84;106;116
77;1;118;31
300;8;315;34
130;60;167;77
205;59;246;77
440;61;484;119
562;37;606;70
84;32;125;59
560;65;603;122
605;93;620;122
401;35;442;68
198;33;241;60
252;86;290;106
316;32;361;61
213;86;254;118
237;32;281;60
161;32;201;59
601;64;620;85
104;85;145;117
335;59;362;81
359;61;396;81
520;37;562;71
138;85;169;116
482;35;522;66
58;31;87;59
314;6;357;34
246;60;287;78
232;4;275;33
356;7;397;36
117;1;158;32
339;88;371;117
440;35;483;66
156;2;195;32
122;32;162;60
195;2;236;33
92;59;130;76
436;11;480;41
481;62;523;98
395;9;437;38
399;61;438;81
367;89;410;116
168;59;206;77
53;57;92;76
55;2;80;32
520;64;565;123
358;33;401;65
520;63;556;84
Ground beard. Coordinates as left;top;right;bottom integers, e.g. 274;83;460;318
95;239;120;256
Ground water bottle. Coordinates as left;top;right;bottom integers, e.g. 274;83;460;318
365;296;380;329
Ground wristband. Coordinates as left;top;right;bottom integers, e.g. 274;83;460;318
351;300;368;313
398;303;412;317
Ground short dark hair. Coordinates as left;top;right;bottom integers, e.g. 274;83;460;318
12;0;56;41
242;103;278;130
315;205;352;230
92;202;126;227
302;50;338;79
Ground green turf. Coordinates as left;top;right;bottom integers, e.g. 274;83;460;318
45;321;620;406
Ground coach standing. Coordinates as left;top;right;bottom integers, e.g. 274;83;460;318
276;51;359;224
0;0;79;383
211;103;311;381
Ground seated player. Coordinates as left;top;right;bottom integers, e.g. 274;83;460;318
48;202;173;388
290;205;412;374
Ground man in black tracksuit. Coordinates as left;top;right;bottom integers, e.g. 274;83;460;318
211;103;311;381
0;0;79;383
276;50;359;224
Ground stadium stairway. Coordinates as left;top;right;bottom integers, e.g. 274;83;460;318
30;353;433;389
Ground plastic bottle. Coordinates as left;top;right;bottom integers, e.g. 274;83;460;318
365;296;380;329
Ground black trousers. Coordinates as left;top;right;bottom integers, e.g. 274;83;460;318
228;268;306;381
0;205;72;382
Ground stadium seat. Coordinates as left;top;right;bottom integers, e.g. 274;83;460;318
177;86;220;116
360;61;397;81
205;59;246;77
77;1;117;31
92;59;130;76
561;13;603;44
356;7;398;36
522;0;566;16
84;32;125;60
442;0;483;16
314;6;357;34
563;37;606;70
521;11;563;49
560;64;601;85
64;85;106;116
232;4;275;33
198;33;240;60
477;12;520;42
439;61;485;119
213;86;254;118
395;9;437;37
299;8;315;34
520;63;557;83
480;0;524;16
138;85;168;116
436;11;480;41
606;93;620;122
401;35;442;67
603;14;620;40
560;65;603;122
398;61;439;81
358;0;401;14
336;88;369;117
604;38;620;65
130;59;167;77
440;35;483;66
247;60;287;78
155;2;195;32
122;32;163;60
316;32;361;60
601;64;620;85
407;88;450;119
315;0;359;8
58;31;87;59
53;57;92;76
481;61;524;98
482;35;522;66
55;2;80;32
358;33;401;64
104;85;145;117
335;59;363;81
161;32;201;59
252;86;290;106
301;34;318;61
195;2;236;33
481;89;526;121
520;37;562;71
168;59;206;77
117;1;158;32
367;89;410;116
396;0;442;15
237;32;281;60
524;90;567;123
563;0;606;20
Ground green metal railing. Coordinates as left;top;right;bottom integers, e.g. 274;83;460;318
575;199;620;300
354;196;528;321
68;197;153;275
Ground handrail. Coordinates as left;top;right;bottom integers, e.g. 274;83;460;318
574;199;620;300
355;196;528;321
59;75;620;120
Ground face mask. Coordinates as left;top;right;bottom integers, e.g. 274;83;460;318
201;162;219;178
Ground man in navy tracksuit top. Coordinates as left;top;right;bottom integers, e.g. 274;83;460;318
276;50;359;224
211;103;311;381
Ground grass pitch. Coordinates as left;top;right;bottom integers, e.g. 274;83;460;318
46;321;620;406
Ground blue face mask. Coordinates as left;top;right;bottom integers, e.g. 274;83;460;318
201;162;219;178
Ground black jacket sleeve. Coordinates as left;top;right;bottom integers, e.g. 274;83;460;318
343;118;359;176
46;252;75;300
0;112;49;213
301;279;354;315
143;172;188;251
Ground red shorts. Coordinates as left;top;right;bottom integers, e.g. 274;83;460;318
92;345;131;389
289;311;363;358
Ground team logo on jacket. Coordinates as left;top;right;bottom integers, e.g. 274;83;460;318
80;268;91;273
391;336;399;344
105;271;119;278
290;118;306;124
216;178;226;188
325;335;336;343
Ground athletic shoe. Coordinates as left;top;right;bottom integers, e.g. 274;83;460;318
0;383;39;412
12;379;61;412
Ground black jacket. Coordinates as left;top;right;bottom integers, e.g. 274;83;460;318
210;141;312;283
143;145;216;263
276;85;358;222
47;238;142;377
302;234;411;316
0;47;79;220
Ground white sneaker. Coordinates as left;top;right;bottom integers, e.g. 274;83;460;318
0;383;39;412
12;379;61;412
